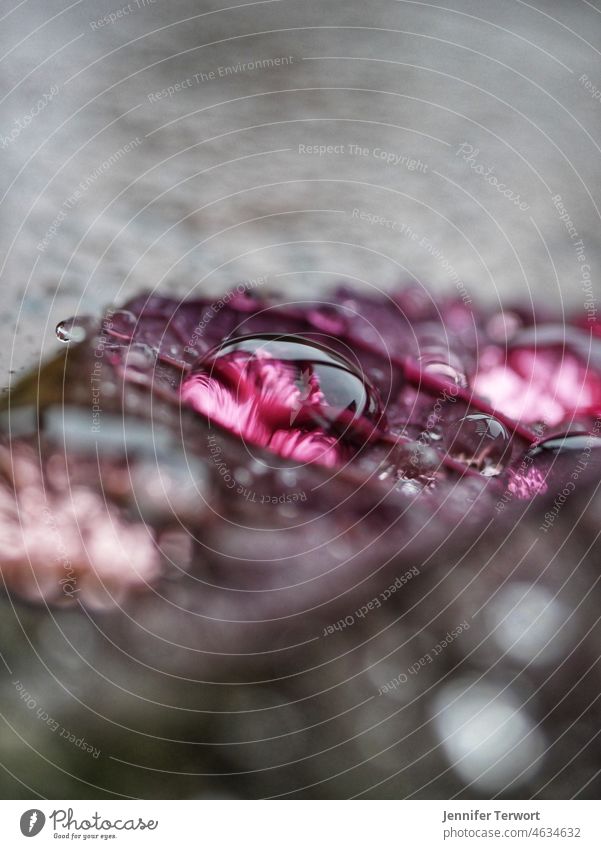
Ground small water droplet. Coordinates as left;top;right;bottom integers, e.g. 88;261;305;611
55;316;91;343
420;354;468;388
424;363;467;387
124;342;156;370
446;414;510;475
395;478;425;496
180;344;205;367
529;432;601;457
110;309;137;336
387;440;440;480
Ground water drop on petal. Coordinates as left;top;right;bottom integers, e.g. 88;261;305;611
55;316;91;344
529;432;601;457
382;440;441;480
422;359;468;388
124;342;156;370
110;309;137;337
446;413;510;475
181;334;383;462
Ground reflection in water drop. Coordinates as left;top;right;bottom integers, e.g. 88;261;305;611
197;334;380;431
181;334;383;466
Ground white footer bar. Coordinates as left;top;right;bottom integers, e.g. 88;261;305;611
0;799;597;848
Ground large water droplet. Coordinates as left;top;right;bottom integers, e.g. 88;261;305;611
420;351;468;388
55;316;91;343
186;333;383;443
446;413;510;475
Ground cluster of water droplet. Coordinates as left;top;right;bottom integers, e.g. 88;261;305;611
55;308;601;493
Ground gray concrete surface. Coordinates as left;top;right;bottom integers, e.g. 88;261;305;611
1;0;600;385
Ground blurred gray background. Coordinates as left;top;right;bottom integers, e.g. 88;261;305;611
1;0;601;386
